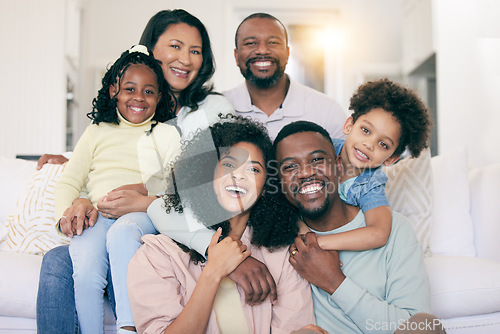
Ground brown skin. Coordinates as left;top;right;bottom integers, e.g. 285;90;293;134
36;154;68;170
59;198;98;237
228;256;277;304
47;165;277;304
276;131;360;294
45;17;293;306
234;17;290;116
289;232;345;294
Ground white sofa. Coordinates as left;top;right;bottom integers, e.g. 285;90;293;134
1;147;500;333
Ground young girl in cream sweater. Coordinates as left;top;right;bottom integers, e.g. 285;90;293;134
55;45;181;334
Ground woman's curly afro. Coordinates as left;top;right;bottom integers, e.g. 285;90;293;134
164;114;299;262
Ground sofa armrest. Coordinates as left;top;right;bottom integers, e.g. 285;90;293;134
425;255;500;319
469;163;500;262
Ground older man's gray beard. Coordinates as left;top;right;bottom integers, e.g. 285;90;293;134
241;58;285;89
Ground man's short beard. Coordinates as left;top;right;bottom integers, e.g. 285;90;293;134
241;58;285;89
296;197;330;220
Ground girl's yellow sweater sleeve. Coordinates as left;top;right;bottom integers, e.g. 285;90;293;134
55;126;94;220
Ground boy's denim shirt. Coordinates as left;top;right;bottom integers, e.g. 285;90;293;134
332;138;390;212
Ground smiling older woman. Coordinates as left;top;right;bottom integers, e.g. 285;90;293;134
36;9;235;334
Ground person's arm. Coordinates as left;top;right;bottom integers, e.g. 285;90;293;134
58;198;98;237
55;127;93;222
97;189;156;219
289;233;346;295
328;220;431;331
36;154;69;170
148;197;215;255
316;206;392;250
165;230;250;334
147;198;278;304
111;182;148;196
291;226;430;332
127;230;250;334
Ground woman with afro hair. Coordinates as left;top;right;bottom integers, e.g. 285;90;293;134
127;114;320;334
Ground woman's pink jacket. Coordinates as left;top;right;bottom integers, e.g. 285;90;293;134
127;228;315;334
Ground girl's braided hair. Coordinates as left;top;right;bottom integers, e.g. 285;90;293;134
87;47;175;125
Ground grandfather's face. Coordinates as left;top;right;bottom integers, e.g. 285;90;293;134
276;132;339;220
234;17;290;89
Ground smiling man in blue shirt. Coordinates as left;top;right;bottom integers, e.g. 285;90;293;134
275;120;445;334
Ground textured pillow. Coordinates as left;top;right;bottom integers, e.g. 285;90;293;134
0;163;70;255
430;146;475;257
0;157;37;223
383;149;432;255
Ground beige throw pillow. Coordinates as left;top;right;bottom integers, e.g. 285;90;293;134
0;163;70;255
383;149;433;256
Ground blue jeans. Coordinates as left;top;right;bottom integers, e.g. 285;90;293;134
69;212;156;333
36;245;115;334
106;212;158;329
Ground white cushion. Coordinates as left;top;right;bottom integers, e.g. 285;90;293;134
469;163;500;262
441;312;500;333
430;146;475;257
0;163;69;255
383;149;433;255
0;157;36;223
425;255;500;319
0;251;42;318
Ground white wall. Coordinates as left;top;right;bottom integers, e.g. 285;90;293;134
434;0;500;168
76;0;405;140
0;0;67;158
5;0;498;169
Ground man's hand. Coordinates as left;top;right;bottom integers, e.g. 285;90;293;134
228;256;277;305
289;232;345;295
60;198;98;237
36;154;68;170
97;189;155;219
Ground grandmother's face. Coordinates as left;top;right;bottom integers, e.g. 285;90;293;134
213;142;266;215
152;23;203;98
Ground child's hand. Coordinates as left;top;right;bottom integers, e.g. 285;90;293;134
205;228;251;279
